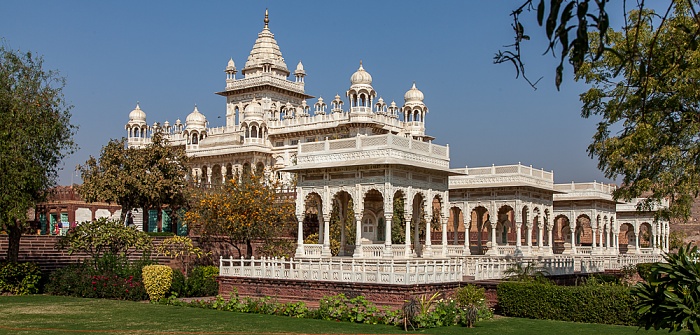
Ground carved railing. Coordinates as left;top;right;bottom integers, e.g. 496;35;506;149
462;254;662;280
219;256;463;285
302;244;322;257
362;244;384;258
446;245;468;257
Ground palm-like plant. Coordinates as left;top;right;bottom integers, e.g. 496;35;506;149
633;244;700;332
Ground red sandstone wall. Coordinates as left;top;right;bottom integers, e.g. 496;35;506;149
0;235;174;272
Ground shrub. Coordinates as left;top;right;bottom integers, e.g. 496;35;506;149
45;260;148;301
142;265;173;301
170;269;187;297
186;265;219;297
0;262;42;295
454;284;485;307
497;281;636;325
317;293;349;321
452;284;492;325
636;262;655;280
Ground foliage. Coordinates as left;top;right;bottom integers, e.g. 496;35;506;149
257;238;296;259
453;284;486;308
45;257;150;301
186;173;295;258
0;262;42;295
156;236;208;275
0;45;77;262
79;129;190;228
669;230;687;251
498;1;700;220
633;244;700;332
142;265;173;301
146;232;176;237
636;262;656;281
391;196;405;244
498;281;636;326
56;218;153;265
185;265;219;297
328;198;355;255
304;233;341;256
503;260;550;282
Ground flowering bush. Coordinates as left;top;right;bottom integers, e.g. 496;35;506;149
45;256;150;301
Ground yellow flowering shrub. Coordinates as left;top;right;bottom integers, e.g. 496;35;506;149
142;265;173;301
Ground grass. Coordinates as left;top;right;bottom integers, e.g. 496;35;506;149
0;295;685;335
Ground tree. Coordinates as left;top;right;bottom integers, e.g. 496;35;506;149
0;45;77;262
56;217;152;269
633;244;700;332
500;1;700;220
576;5;700;220
79;129;190;231
186;173;295;258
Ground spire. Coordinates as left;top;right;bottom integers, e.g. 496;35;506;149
242;8;289;77
264;8;269;29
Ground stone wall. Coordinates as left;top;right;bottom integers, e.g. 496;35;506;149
0;235;174;272
218;276;467;308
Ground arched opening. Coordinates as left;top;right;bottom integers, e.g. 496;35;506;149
497;205;515;246
639;222;652;248
391;190;407;245
331;191;354;256
575;215;593;247
255;162;265;176
450;207;463;245
362;189;384;244
225;163;233;182
412;193;425;256
470;206;490;255
211;165;222;186
619;222;635;254
302;193;323;245
554;214;570;254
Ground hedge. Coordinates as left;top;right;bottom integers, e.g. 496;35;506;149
497;281;637;326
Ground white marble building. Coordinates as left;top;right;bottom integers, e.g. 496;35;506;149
125;12;668;281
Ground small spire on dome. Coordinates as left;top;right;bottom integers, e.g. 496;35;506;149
136;101;140;108
264;8;269;28
359;60;363;70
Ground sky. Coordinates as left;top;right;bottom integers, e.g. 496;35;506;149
1;1;619;185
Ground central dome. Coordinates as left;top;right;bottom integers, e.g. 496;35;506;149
350;62;372;85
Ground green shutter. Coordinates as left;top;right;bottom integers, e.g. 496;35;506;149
162;210;172;233
148;210;158;232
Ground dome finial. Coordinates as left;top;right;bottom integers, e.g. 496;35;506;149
264;8;269;28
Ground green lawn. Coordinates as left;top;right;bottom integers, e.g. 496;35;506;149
0;295;683;335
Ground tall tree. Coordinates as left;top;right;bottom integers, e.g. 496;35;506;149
79;129;189;231
0;45;77;261
576;4;700;220
186;173;295;258
499;1;700;220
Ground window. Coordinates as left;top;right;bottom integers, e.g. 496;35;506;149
290;139;299;145
306;137;315;143
274;141;284;147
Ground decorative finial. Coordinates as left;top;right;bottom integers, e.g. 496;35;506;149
264;8;269;28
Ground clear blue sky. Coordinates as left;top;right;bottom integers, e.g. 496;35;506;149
1;1;617;185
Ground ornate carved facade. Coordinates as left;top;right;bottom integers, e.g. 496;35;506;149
125;11;669;258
